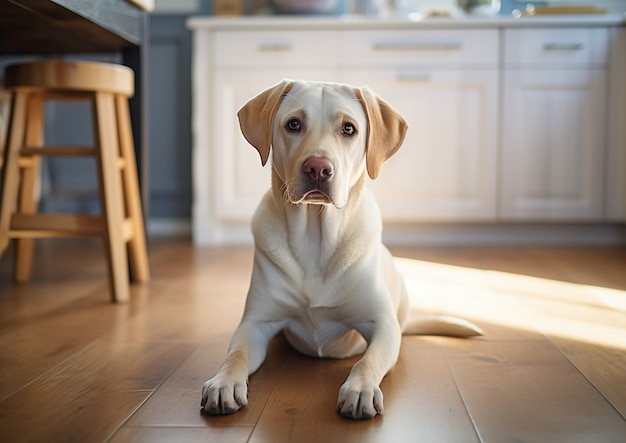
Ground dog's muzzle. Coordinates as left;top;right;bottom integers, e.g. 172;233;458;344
298;157;334;205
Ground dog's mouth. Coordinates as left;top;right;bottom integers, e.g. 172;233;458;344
301;189;333;205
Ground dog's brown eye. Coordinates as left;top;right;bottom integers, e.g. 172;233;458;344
287;119;301;131
342;123;355;136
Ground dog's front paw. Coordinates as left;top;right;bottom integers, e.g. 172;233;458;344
337;380;384;419
201;374;248;415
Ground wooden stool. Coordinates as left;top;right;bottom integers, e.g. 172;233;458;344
0;60;149;302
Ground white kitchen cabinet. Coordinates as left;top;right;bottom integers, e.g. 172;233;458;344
500;28;609;220
343;69;499;221
500;69;607;220
189;18;626;245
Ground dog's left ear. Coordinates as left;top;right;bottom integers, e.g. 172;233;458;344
355;87;408;180
238;80;295;166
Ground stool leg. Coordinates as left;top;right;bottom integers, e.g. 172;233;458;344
14;94;43;282
93;92;129;303
0;92;28;255
14;161;39;282
115;95;149;282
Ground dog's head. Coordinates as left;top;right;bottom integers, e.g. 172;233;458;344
238;80;408;209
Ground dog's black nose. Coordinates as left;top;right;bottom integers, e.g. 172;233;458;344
303;157;334;182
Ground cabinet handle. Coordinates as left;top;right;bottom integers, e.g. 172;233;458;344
257;43;292;52
543;43;584;51
373;42;462;51
396;73;432;82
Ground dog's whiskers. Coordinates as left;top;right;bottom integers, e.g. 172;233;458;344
280;178;297;207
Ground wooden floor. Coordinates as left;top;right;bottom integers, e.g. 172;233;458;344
0;238;625;442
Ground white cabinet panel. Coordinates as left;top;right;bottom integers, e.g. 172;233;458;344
501;69;606;220
504;28;609;67
213;30;339;68
211;73;272;220
341;29;498;67
190;20;622;245
342;69;499;221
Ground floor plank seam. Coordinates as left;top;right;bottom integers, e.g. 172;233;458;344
439;338;485;443
103;389;158;442
105;341;201;442
541;332;626;422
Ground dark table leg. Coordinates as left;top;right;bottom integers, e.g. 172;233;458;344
123;12;150;218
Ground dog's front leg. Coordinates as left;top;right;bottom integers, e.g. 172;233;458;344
337;319;402;419
201;320;280;415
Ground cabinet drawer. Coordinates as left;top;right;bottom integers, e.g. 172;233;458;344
504;28;609;66
213;30;339;67
340;29;498;67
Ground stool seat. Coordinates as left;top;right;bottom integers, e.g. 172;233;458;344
0;60;149;302
4;61;134;96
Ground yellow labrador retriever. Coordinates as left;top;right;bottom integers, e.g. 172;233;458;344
201;80;482;420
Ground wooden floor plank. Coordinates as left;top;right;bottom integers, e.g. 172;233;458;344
391;246;626;291
0;338;195;443
548;336;626;420
249;336;479;443
0;280;105;327
0;283;158;402
443;339;626;443
108;425;254;443
519;287;626;419
0;389;150;443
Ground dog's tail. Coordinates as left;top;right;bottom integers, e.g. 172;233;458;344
402;315;484;337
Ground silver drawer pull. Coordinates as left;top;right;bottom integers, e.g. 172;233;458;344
396;73;432;82
543;43;584;51
373;42;462;51
257;43;292;52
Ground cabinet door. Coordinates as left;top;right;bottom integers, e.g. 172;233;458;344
211;71;337;221
501;69;606;220
341;69;499;222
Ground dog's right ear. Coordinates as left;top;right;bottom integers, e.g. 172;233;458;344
237;80;295;166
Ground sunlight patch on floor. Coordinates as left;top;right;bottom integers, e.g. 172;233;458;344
395;257;626;351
